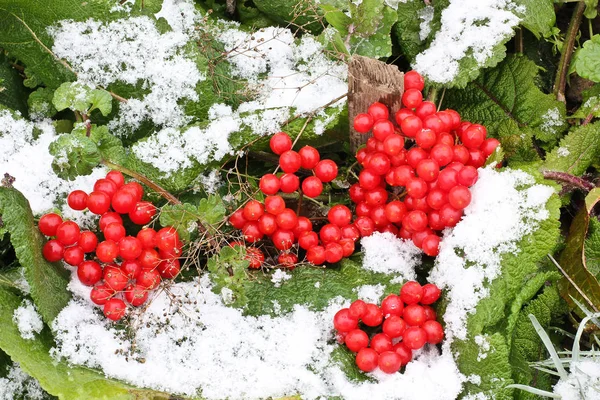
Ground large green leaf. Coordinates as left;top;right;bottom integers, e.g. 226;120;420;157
543;121;600;176
0;54;28;115
585;217;600;279
392;1;428;62
444;55;568;146
0;286;173;400
48;134;102;181
575;35;600;83
0;188;70;325
513;0;556;38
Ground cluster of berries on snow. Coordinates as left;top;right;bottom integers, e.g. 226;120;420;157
334;281;444;374
352;70;499;256
229;133;355;266
38;170;182;321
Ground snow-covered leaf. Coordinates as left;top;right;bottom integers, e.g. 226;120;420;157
48;134;101;181
0;187;70;325
572;84;600;120
543;121;600;176
207;245;251;308
392;1;429;62
27;88;57;119
513;0;556;38
575;35;600;83
445;55;568;145
52;82;112;116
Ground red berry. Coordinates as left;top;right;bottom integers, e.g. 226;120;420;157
242;222;263;243
405;178;428;200
278;252;298;268
136;268;161;289
104;265;129;291
56;221;80;246
39;213;63;236
77;260;103;286
90;283;114;305
265;195;285;215
383;201;406;223
403;326;427;349
339;238;355;257
349;184;365;203
243;200;265;221
370;333;393;353
63;245;84;266
270;132;292;155
272;229;294;250
259;174;280;195
279;150;302;174
437;132;455;147
279;173;299;193
381;294;404;317
106;170;125;188
333;308;359;332
402;89;423;108
393;342;413;366
245;247;265;269
403;304;427;326
480;138;500;157
341;224;361;241
298;231;319;250
104;222;126;242
423;114;444;133
78;231;98;253
468;149;486;168
403;210;428;233
112;190;136;214
423;305;437;321
439;204;462;227
94;179;118;198
358;169;381;190
328;205;352;227
395;108;414;125
422;320;444;344
87;191;111;215
119;236;143;260
415;101;436;119
415;128;436;149
137;228;157;249
325;242;344;263
354;113;375;133
292;216;312;237
103;298;126;321
301;176;323;198
120;182;144;202
354;216;375;237
383;134;405;156
129;201;156;225
400;281;423;304
378;351;402;374
121;260;142;280
404;70;425;91
138;248;160;269
448;185;471;210
42;239;64;262
400;115;423;138
438;168;459;191
368;102;389;121
349;299;367;319
421;283;442;304
276;208;298;230
258;213;278;236
125;284;148;307
314;160;338;183
345;329;369;352
383;315;407;338
306;245;326;265
99;212;123;231
457;166;478;187
362;303;383;326
320;224;341;244
422;234;440;256
430;144;454;166
462;124;486;149
412;228;433;249
356;348;379;372
96;240;119;263
416;159;439;182
298;146;320;169
157;258;180;278
67;190;88;211
426;189;448;210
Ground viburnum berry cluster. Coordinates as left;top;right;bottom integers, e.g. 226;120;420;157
229;132;357;267
352;70;499;256
38;170;182;321
334;281;443;374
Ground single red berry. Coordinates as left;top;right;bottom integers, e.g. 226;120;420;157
341;224;361;241
104;222;126;242
63;245;84;266
423;305;437;321
136;268;161;290
119;236;143;260
381;294;404;317
129;201;156;225
457;166;478;187
439;204;462;227
243;200;265;221
393;342;413;366
416;159;440;182
403;304;427;326
354;216;375;237
279;173;300;193
362;303;383;327
383;315;407;338
371;120;394;143
403;326;427;349
328;205;352;226
461;124;486;149
448;185;471;210
104;265;129;291
393;165;415;186
292;216;312;237
356;348;379;372
301;176;323;198
437;132;455;147
265;195;286;215
259;174;281;196
438;168;459;192
245;247;265;269
415;128;436;149
370;333;393;354
314;160;338;183
39;213;63;236
42;239;64;262
103;298;127;321
400;281;423;304
370;205;389;227
406;147;428;170
279;150;302;174
272;229;294;250
378;351;402;374
422;320;444;344
422;234;440;256
298;231;319;250
99;212;123;231
325;242;344;263
94;179;118;198
278;252;298;268
242;222;263;243
400;115;422;138
354;113;375;133
348;299;367;319
90;283;115;305
157;258;180;279
349;184;365;203
78;231;98;253
276;208;298;230
436;111;453;132
430;144;454;166
125;284;149;307
56;221;80;246
137;228;157;249
395;108;414;125
106;170;125;188
421;283;442;304
383;134;405;156
339;238;355;257
121;260;142;280
230;211;249;231
96;240;119;263
468;149;486;168
355;202;372;217
67;190;88;211
422;114;444;133
111;190;136;214
270;132;292;155
480;138;500;157
358;169;381;190
403;210;428;233
77;260;103;286
298;146;320;169
453;145;470;165
402;89;423;108
306;245;326;265
426;189;448;210
368;102;389;121
404;70;425;91
320;224;342;243
87;191;111;215
138;248;160;269
120;182;144;202
258;213;278;236
334;308;359;332
384;201;407;223
345;329;369;352
415;101;436;119
412;228;433;249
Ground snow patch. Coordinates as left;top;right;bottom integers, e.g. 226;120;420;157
557;146;570;157
418;5;435;41
271;270;292;287
360;232;422;280
354;284;385;303
554;360;600;400
0;363;47;400
12;300;43;340
540;107;563;135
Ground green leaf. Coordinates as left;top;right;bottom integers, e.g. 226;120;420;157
0;188;70;325
52;82;112;116
48;133;101;181
0;54;28;115
0;285;174;400
87;89;113;116
207;245;251;308
320;5;351;34
543;121;600;176
445;55;568;146
244;257;402;316
392;1;428;62
159;203;199;241
28;87;57;119
584;0;598;20
571;84;600;120
585;217;600;279
88;125;126;165
22;67;43;89
251;0;323;34
348;0;397;58
575;35;600;83
197;195;226;225
513;0;556;38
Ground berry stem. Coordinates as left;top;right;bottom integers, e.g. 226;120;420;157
543;170;595;192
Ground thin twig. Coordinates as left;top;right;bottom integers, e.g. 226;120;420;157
553;2;586;103
543;170;595;191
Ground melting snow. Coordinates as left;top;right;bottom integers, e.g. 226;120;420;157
13;300;43;340
360;232;422;280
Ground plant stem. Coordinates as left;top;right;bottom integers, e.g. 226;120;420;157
553;2;586;103
427;87;438;103
543;170;595;191
515;28;524;54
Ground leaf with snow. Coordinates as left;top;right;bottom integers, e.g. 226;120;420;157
207;245;250;308
513;0;556;38
27;88;57;120
0;187;70;325
48;134;101;181
342;0;398;59
572;84;600;120
159;203;198;242
444;55;568;145
52;82;112;116
392;1;429;62
543;121;600;176
574;35;600;83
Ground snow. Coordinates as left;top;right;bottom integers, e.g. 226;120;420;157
557;146;570;157
554;360;600;400
429;167;555;341
540;107;563;135
0;109;107;216
13;300;43;340
360;232;422;280
418;5;435;41
384;0;408;9
271;269;292;287
0;363;47;400
354;284;385;303
413;0;523;83
474;335;490;361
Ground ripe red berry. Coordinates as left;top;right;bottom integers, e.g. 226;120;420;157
402;89;423;108
320;224;342;243
87;191;111;215
356;348;379;372
278;252;298;268
412;228;433;249
90;284;115;305
371;333;393;354
381;294;404;317
438;168;459;191
301;176;323;198
243;200;264;221
276;208;298;230
393;342;413;366
112;190;136;214
119;236;143;260
423;305;437;321
457;166;478;187
97;240;119;263
368;102;389;121
129;201;156;225
400;281;423;304
354;216;375;237
402;326;427;349
378;351;402;374
333;308;359;332
279;150;302;174
416;159;440;182
344;329;369;352
372;120;395;142
78;231;98;253
39;213;63;236
104;265;129;291
229;209;247;230
358;169;381;190
422;234;440;256
439;204;462;227
63;245;84;266
362;303;383;326
325;242;344;263
339;238;355;257
258;213;278;236
480;138;500;157
405;178;428;199
403;210;428;233
103;298;126;321
298;146;320;169
395;108;414;125
341;224;361;241
94;179;118;198
354;113;375;133
245;247;265;269
306;245;326;265
462;124;486;149
383;315;407;338
120;182;144;202
106;170;125;188
136;268;161;290
56;221;80;246
137;228;157;249
265;195;286;215
298;231;319;250
242;222;263;243
42;239;64;262
121;260;142;280
67;190;88;211
403;304;427;326
421;283;442;304
125;284;149;307
430;144;454;166
415;128;436;149
138;248;160;269
400;115;423;138
279;173;299;193
404;70;425;91
422;320;444;344
77;260;103;286
314;160;338;183
328;205;352;226
157;259;181;278
270;132;292;155
415;101;436;119
349;299;367;319
383;134;405;156
292;216;312;237
104;222;126;242
448;185;471;210
272;229;294;250
99;212;123;231
468;149;486;168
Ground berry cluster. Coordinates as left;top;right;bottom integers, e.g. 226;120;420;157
38;170;182;321
352;70;499;256
333;281;444;374
229;132;356;267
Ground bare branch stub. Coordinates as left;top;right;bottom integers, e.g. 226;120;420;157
348;55;404;152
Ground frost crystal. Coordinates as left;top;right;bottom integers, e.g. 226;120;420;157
540;107;563;134
557;146;570;157
360;232;422;280
271;270;292;287
13;300;43;340
0;363;47;400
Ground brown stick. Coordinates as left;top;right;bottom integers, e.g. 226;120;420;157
543;170;595;191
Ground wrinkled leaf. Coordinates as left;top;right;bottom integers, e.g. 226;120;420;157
572;84;600;120
575;35;600;83
0;54;28;115
48;134;101;180
88;125;126;165
28;87;58;119
392;1;429;62
513;0;556;38
53;82;112;116
543;121;600;176
159;203;199;241
197;195;226;225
